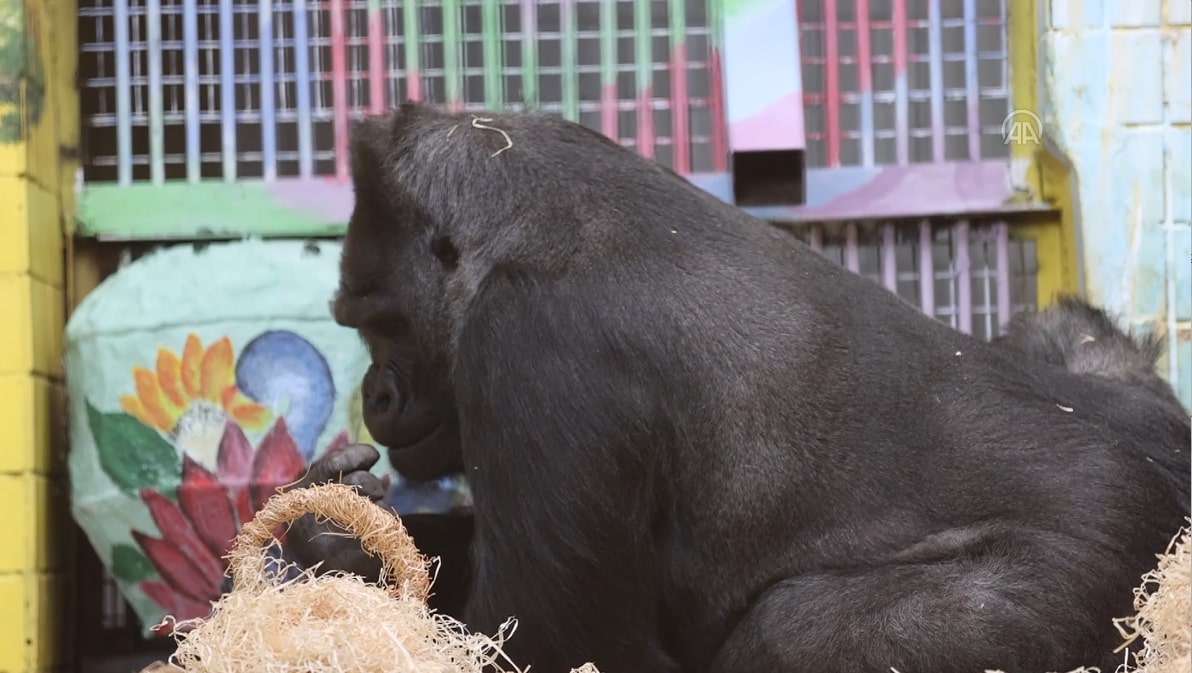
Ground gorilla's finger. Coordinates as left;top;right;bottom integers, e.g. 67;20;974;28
302;444;381;486
342;470;388;502
286;513;383;581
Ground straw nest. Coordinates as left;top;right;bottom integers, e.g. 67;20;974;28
1108;521;1191;673
140;484;1187;673
148;482;600;673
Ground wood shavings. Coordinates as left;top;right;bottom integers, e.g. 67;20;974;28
470;116;514;157
151;483;558;673
1113;523;1191;673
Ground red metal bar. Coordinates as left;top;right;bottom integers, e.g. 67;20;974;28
709;47;727;171
330;0;350;180
670;44;691;174
823;0;841;167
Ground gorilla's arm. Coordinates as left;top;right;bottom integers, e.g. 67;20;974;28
452;274;681;673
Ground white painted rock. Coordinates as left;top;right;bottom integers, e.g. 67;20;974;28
66;238;470;635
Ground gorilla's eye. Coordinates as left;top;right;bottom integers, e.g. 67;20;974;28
430;235;460;270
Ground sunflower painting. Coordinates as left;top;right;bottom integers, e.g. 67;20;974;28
79;328;347;631
65;238;472;638
120;335;273;470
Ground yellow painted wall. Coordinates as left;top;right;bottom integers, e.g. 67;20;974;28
1006;0;1082;307
0;0;78;670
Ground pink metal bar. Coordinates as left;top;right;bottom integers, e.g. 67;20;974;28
844;223;860;272
955;219;973;334
330;0;350;181
881;223;897;291
368;2;385;114
995;221;1012;332
919;219;935;315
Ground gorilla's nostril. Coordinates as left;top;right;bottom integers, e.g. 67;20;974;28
366;390;393;416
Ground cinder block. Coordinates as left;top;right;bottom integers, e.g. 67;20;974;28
1109;0;1163;26
1105;128;1166;228
1111;31;1165;124
0;375;36;474
1166;29;1191;123
0;276;34;375
1177;336;1191;409
0;375;64;477
0;276;63;378
30;572;68;670
1172;225;1192;320
30;278;64;379
18;1;57;192
1049;0;1110;29
1130;222;1168;318
0;82;29;176
30;477;70;572
1172;129;1192;221
26;182;64;288
0;474;68;577
0;178;31;274
35;379;67;476
1168;0;1192;26
0;571;67;673
0;477;31;574
21;83;56;192
0;180;65;286
0;573;30;673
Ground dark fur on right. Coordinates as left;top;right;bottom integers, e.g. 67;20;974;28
287;103;1191;673
995;295;1188;418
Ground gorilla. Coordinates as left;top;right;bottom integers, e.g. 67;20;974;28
286;102;1191;673
994;295;1189;419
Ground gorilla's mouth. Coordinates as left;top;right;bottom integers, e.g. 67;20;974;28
383;415;442;451
367;396;444;450
383;416;464;482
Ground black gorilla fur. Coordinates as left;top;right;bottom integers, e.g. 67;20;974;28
287;102;1191;673
994;295;1189;419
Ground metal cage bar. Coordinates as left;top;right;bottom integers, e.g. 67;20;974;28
789;218;1038;339
79;0;722;185
797;0;1010;168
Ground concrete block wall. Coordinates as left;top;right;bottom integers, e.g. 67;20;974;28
0;0;78;670
1040;0;1192;406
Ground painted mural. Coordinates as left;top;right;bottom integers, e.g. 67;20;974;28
67;239;471;635
0;0;44;143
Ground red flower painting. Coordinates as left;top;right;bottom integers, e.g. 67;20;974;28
132;417;349;625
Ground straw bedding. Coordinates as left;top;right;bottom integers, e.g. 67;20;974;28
147;482;597;673
140;486;1187;673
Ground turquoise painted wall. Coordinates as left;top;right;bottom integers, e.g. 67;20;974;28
1039;0;1192;407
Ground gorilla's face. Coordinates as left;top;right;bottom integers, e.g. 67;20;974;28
332;110;466;483
354;332;463;483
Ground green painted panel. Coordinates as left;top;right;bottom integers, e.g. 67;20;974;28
77;182;349;240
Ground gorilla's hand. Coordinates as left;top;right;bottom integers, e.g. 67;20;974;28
284;443;392;581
